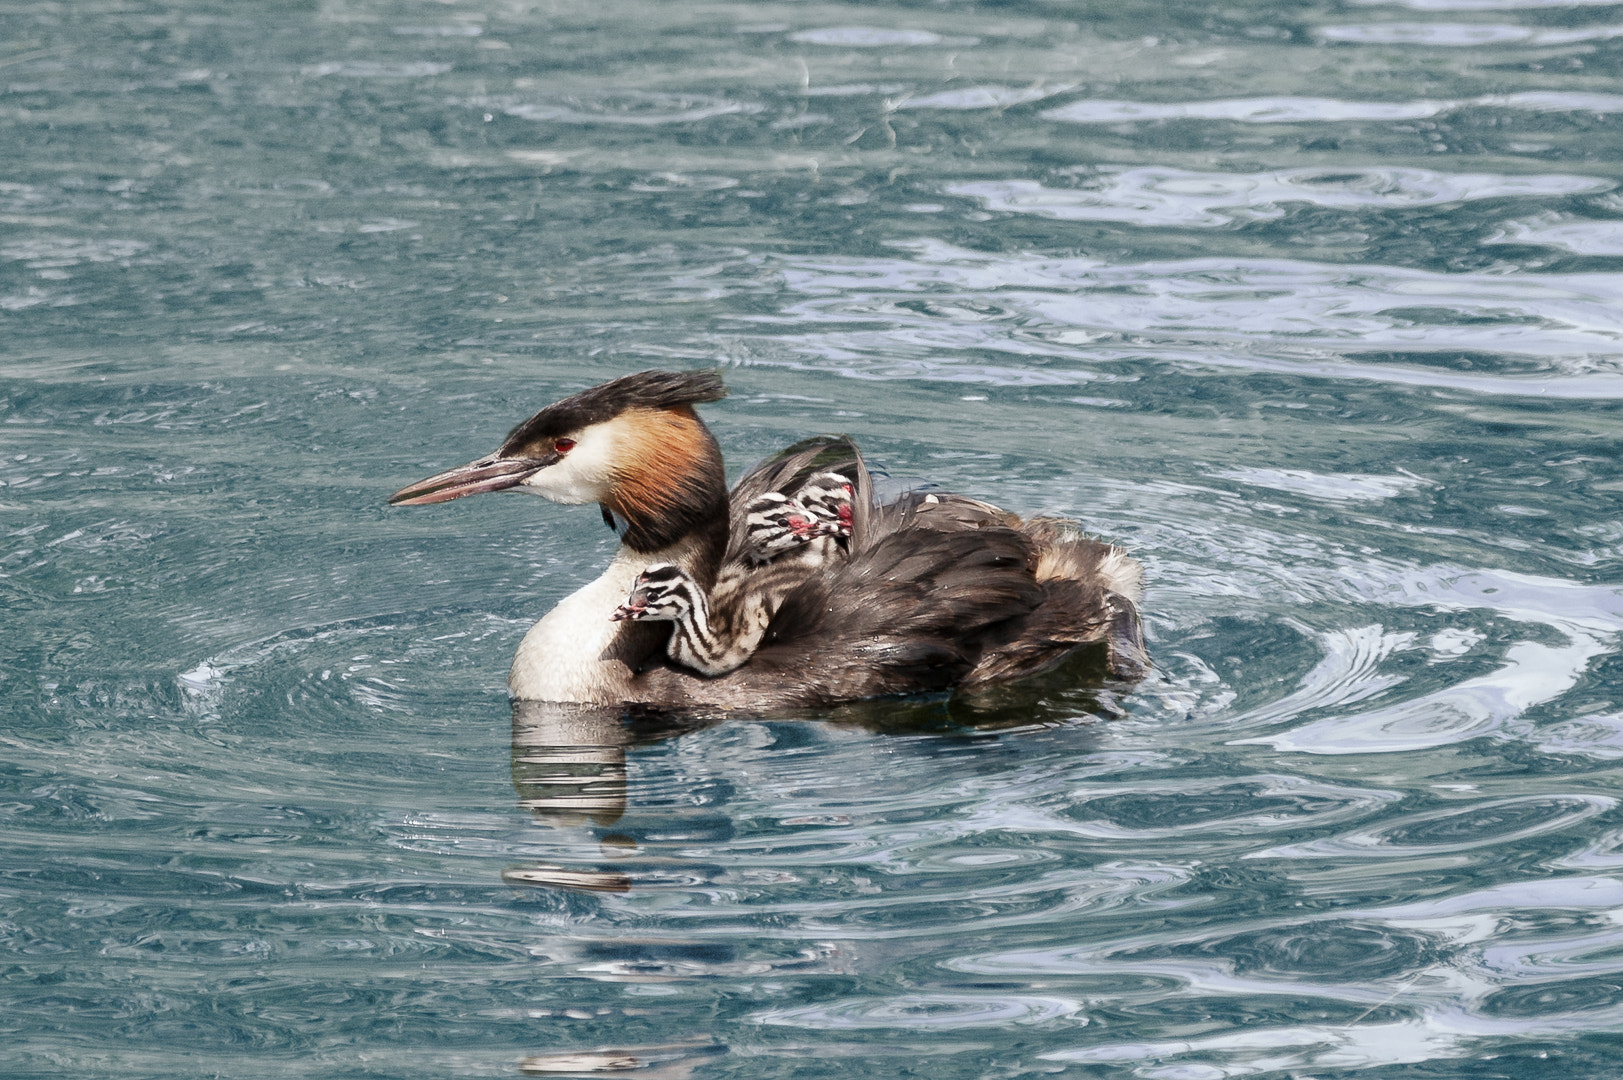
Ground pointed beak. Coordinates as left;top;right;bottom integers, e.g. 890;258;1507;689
786;514;816;539
388;455;550;506
611;582;654;622
610;599;646;622
827;504;854;538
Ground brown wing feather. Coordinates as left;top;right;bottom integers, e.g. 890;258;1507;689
627;442;1148;709
749;527;1044;702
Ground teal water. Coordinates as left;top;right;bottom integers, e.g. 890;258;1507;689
7;1;1623;1075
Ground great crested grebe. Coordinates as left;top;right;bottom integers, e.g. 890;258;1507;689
389;370;1147;709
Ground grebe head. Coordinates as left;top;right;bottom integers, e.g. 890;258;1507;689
389;370;729;554
742;491;819;565
798;471;855;540
610;563;697;623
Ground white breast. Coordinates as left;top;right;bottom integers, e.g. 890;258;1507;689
507;537;705;703
507;551;647;702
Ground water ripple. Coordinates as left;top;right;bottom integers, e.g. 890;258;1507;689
1536;712;1623;759
1251;795;1617;858
899;84;1077;111
1055;776;1401;842
949;167;1611;228
764;241;1623;392
1208;467;1430;502
1320;22;1563;45
1240;566;1623;754
1490;212;1623;255
787;27;963;47
954;875;1623;1076
301;61;452;78
484;92;762;125
1326;21;1623;45
1040;1018;1491;1077
1043;92;1623;124
756;992;1084;1029
1359;0;1623;9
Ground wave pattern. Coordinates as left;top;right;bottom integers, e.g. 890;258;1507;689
6;0;1623;1075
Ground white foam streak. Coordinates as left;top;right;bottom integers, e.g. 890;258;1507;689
898;84;1076;110
1323;20;1623;44
1042;1018;1472;1075
1210;467;1430;502
949;167;1610;228
1043;92;1623;124
1321;21;1542;44
787;27;957;47
1355;0;1623;9
1489;212;1623;254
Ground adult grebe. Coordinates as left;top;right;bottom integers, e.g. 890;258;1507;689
388;370;1147;708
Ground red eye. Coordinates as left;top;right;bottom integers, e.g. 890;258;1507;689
555;438;576;454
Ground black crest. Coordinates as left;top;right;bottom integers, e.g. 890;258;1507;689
499;370;728;455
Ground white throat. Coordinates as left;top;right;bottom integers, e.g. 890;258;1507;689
507;535;704;703
514;414;623;505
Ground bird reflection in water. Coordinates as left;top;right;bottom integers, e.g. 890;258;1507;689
519;1040;726;1078
507;702;734;1073
503;682;1119;1073
505;700;717;894
505;653;1121;895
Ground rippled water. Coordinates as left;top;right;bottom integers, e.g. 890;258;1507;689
6;0;1623;1075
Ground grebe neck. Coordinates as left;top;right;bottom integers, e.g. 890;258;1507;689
507;531;715;702
598;405;729;574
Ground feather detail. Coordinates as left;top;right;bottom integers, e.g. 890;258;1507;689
601;405;729;561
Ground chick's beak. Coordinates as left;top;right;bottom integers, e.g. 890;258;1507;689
388;454;551;506
610;598;646;622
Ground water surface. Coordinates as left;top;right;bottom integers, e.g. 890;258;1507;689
5;0;1623;1076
